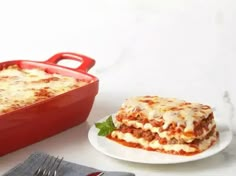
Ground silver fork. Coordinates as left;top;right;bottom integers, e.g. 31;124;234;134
33;155;64;176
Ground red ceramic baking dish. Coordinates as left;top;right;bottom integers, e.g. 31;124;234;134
0;52;99;156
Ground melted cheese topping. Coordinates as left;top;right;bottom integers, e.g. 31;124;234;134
120;96;213;132
0;65;89;114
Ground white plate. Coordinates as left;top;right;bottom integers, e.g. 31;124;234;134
88;115;233;164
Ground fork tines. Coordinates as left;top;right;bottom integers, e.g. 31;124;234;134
34;154;63;176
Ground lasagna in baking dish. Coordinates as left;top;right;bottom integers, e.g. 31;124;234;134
109;96;219;155
0;65;89;115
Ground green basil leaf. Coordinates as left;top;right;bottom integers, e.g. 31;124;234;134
95;115;116;136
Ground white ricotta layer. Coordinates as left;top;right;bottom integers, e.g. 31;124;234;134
111;130;218;153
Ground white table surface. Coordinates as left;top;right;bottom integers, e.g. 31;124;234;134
0;0;235;175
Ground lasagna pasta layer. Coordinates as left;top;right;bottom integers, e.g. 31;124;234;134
110;127;218;155
109;96;219;155
117;113;216;143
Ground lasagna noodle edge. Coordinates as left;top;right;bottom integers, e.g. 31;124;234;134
111;129;218;153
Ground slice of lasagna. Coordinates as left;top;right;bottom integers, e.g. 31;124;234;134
109;96;219;155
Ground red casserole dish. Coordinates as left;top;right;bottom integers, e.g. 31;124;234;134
0;52;99;156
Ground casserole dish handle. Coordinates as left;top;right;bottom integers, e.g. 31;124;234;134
46;52;95;72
